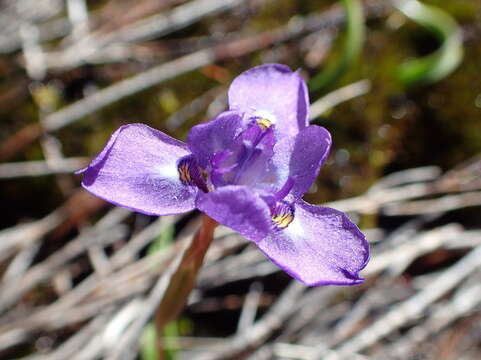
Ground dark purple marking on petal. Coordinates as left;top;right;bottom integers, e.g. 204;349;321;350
257;200;369;286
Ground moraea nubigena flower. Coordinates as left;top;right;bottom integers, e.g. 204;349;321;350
78;64;369;286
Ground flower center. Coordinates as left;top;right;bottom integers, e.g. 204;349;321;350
209;120;275;187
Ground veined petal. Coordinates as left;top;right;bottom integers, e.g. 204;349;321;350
187;111;244;169
79;123;197;216
228;64;309;137
257;200;369;286
274;125;331;199
196;185;272;242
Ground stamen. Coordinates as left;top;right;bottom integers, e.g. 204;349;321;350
177;156;209;192
256;117;273;130
178;162;193;184
271;202;294;229
272;213;294;228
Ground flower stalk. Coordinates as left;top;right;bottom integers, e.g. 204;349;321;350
154;215;218;337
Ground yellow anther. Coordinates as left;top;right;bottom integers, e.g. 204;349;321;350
256;118;273;130
272;213;293;229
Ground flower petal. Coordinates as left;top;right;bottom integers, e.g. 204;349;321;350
273;125;331;199
79;123;196;216
196;185;272;242
257;200;369;286
228;64;309;137
187;111;244;169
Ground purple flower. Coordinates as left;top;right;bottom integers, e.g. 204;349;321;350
78;64;369;286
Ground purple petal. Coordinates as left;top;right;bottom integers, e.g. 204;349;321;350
79;123;197;216
228;64;309;137
196;185;272;242
257;200;369;286
273;125;331;199
187;111;244;169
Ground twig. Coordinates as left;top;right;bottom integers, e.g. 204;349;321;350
0;157;89;179
309;79;371;120
319;244;481;359
0;224;127;312
279;286;340;341
325;171;481;214
199;246;266;286
43;49;215;132
48;0;245;68
66;0;90;40
40;217;174;313
368;166;442;192
0;207;130;311
385;280;481;359
1;242;41;284
20;23;47;80
100;299;144;355
383;191;481;215
237;282;263;334
27;311;114;360
0;2;68;54
100;0;242;44
364;224;462;277
0;209;65;263
39;135;76;194
196;281;306;360
273;343;368;360
164;86;225;131
103;235;191;360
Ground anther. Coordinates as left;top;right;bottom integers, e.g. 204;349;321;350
178;162;193;184
271;202;294;229
177;156;209;192
256;118;273;130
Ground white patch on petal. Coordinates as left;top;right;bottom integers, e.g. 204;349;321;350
285;215;304;239
254;110;277;124
154;163;180;182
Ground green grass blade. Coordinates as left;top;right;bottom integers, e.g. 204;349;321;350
140;324;159;360
395;0;463;86
309;0;365;91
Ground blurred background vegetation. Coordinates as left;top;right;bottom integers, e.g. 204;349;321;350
0;0;480;359
1;0;480;226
